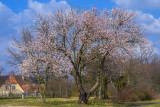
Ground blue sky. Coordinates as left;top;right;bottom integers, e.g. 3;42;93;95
0;0;160;74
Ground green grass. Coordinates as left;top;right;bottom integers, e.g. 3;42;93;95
0;97;160;107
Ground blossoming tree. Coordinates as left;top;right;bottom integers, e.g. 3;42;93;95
49;8;147;103
10;7;148;104
14;16;71;103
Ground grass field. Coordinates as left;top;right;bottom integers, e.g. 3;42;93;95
0;97;160;107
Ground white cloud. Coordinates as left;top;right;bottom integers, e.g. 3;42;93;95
0;0;70;72
135;11;160;34
0;2;14;28
112;0;160;34
28;0;69;15
113;0;160;10
0;0;70;31
154;47;160;54
0;0;70;48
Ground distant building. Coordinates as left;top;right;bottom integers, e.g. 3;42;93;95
0;72;43;97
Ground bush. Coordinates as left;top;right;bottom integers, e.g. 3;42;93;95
134;87;155;101
112;87;138;102
112;87;156;102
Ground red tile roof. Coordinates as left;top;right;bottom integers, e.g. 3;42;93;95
22;84;40;93
4;74;18;84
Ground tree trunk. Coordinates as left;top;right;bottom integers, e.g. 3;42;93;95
73;62;100;104
78;78;100;104
94;89;98;99
76;77;100;104
103;77;109;99
51;91;55;98
59;84;62;97
78;91;88;104
98;84;102;99
77;77;89;104
98;74;103;99
40;94;45;103
65;86;68;98
39;83;46;103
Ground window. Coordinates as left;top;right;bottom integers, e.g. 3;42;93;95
6;86;9;90
12;86;15;90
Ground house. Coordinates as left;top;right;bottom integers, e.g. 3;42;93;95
0;72;41;97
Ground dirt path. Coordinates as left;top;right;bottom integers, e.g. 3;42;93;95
132;102;160;107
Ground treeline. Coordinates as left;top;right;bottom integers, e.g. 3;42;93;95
45;50;160;102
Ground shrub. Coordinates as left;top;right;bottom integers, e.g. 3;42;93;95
134;87;155;101
112;87;138;102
